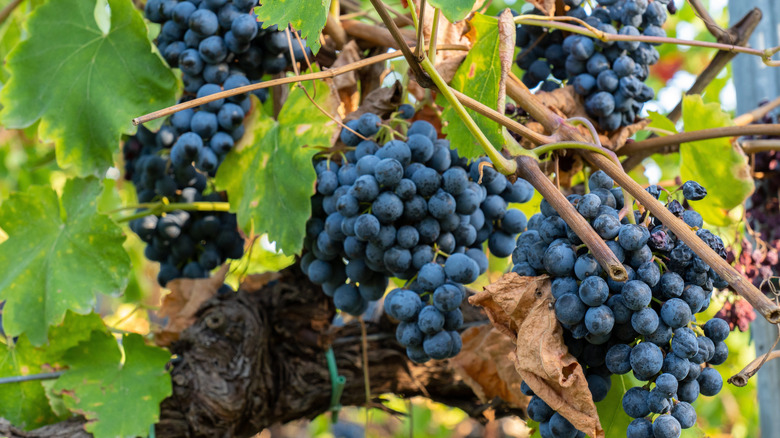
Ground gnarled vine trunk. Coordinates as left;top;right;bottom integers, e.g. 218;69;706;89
0;267;522;438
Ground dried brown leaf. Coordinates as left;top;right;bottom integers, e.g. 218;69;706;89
344;81;404;122
450;324;529;409
240;271;282;292
497;9;515;114
436;53;468;83
535;86;650;150
155;265;230;346
330;41;360;92
527;0;556;16
416;0;484;60
470;273;604;438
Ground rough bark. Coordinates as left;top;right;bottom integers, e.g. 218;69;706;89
0;267;521;438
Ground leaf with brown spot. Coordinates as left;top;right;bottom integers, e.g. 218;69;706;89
450;324;529;409
155;266;229;347
470;273;604;438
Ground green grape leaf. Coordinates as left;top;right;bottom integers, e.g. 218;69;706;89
254;0;330;55
429;0;477;22
215;82;339;255
679;95;753;224
647;111;678;135
53;332;172;438
0;177;130;345
0;0;177;176
0;311;108;429
596;374;634;437
440;14;503;159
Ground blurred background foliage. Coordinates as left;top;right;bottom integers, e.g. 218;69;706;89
0;0;761;436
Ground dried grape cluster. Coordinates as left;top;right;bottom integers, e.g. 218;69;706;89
302;108;535;363
513;171;730;438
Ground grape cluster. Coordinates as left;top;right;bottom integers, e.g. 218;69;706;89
124;128;244;286
513;171;730;438
301;109;535;363
123;0;311;286
515;0;670;130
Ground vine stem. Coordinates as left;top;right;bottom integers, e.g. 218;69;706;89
419;56;521;174
115;202;231;223
740;139;780;154
729;346;780;387
504;73;780;324
532;141;619;165
618;124;780;155
428;8;441;66
0;0;22;27
132;44;467;126
585;150;780;324
513;16;780;65
516;156;627;281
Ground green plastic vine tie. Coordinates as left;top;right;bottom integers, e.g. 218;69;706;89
418;56;525;175
326;347;346;424
149;424;156;438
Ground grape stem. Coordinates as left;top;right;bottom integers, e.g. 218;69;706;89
115;202;231;223
419;56;521;174
429;8;441;65
516;155;628;281
0;0;22;27
729;344;780;387
513;15;780;66
618;124;780;156
132;43;468;126
504;70;780;324
531;141;618;165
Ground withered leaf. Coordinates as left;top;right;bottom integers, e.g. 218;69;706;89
497;9;515;114
450;324;529;409
344;81;403;122
526;0;556;16
470;273;604;438
154;265;229;346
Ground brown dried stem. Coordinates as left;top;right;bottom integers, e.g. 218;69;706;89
617;124;780;156
504;74;780;324
740;139;780;154
0;0;22;27
729;326;780;387
133;44;467;126
516;155;627;282
368;0;433;88
585;151;780;324
734;96;780;126
686;0;731;43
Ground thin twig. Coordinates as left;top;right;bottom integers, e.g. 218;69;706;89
618;125;780;156
514;16;780;64
369;0;433;88
114;202;231;223
729;326;780;387
133;44;467;125
734;96;780;126
0;0;23;27
686;0;731;43
450;89;553;145
414;0;426;60
741;139;780;154
0;371;64;385
429;8;441;66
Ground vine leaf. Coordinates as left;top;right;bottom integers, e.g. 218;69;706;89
440;13;503;159
254;0;330;55
679;95;753;225
0;312;107;429
215;81;340;255
0;0;177;176
53;332;172;438
0;177;130;345
428;0;477;22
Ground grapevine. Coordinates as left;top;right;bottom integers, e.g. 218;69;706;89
1;0;780;437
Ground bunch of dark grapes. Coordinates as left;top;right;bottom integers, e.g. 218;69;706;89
301;107;535;363
515;0;670;130
123;0;311;286
513;171;730;438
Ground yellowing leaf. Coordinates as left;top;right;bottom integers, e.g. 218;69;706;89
680;95;753;224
